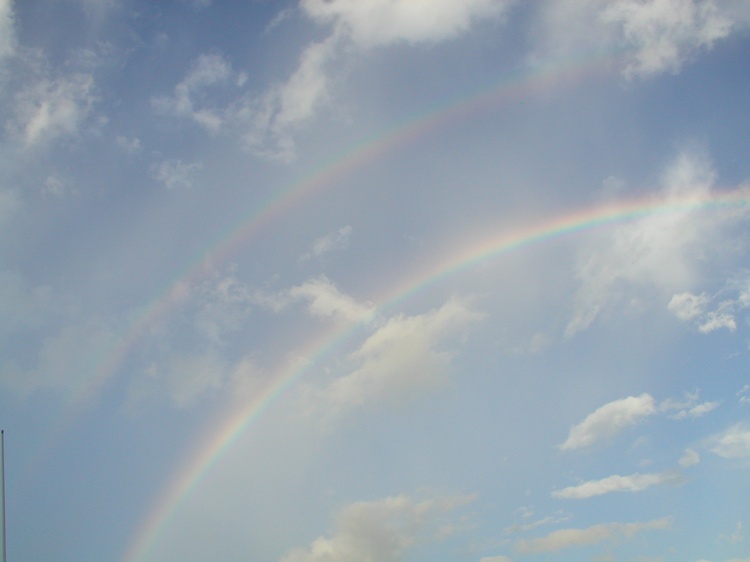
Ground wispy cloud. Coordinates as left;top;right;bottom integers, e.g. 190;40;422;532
708;423;750;460
515;517;672;554
559;393;656;451
152;53;237;134
150;158;203;190
301;226;352;261
552;470;681;499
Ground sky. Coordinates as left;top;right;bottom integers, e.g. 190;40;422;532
1;0;750;560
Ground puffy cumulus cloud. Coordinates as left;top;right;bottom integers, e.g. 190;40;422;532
552;470;681;499
601;0;734;78
301;225;352;260
317;298;482;415
150;158;203;190
566;151;750;336
152;53;241;133
532;0;750;79
708;423;750;460
288;276;375;323
301;0;512;48
515;517;672;554
559;393;656;451
244;0;512;160
13;73;97;148
669;274;750;333
280;493;475;562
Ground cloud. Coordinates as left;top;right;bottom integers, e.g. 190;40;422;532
301;0;511;48
13;73;97;148
152;53;236;133
559;393;656;451
659;391;719;419
244;0;512;160
317;298;482;415
301;225;352;260
241;35;338;162
279;493;474;562
515;517;672;554
708;423;750;459
668;292;738;333
288;276;374;323
552;470;681;499
738;385;750;406
532;0;749;79
566;151;750;336
679;448;700;467
601;0;734;78
0;0;16;63
150;158;203;189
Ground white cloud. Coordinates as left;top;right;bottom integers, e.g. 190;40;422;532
709;423;750;459
317;298;481;415
241;35;338;162
738;385;750;406
660;391;719;419
244;0;512;160
289;276;374;323
602;0;734;78
679;448;700;467
301;225;352;260
14;73;97;148
515;517;672;554
669;291;741;333
532;1;749;79
150;158;203;189
559;393;656;451
280;493;474;562
301;0;511;48
552;470;681;499
152;53;235;133
668;291;710;321
566;151;749;336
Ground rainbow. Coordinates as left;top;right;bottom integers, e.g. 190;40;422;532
121;186;750;562
116;44;742;561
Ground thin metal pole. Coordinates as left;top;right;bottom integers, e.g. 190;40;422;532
1;430;6;562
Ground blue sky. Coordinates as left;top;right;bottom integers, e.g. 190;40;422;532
1;1;750;561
